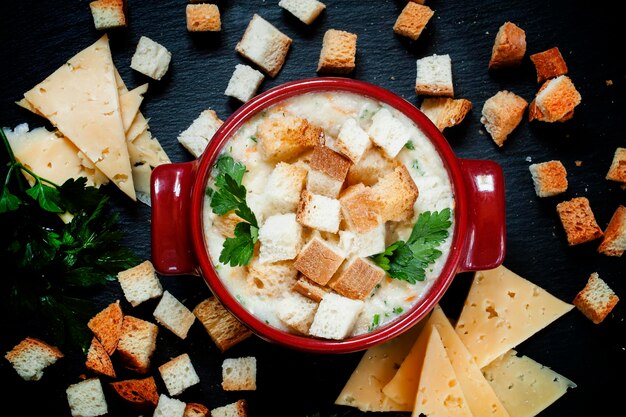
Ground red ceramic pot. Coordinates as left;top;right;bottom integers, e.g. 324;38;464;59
151;78;505;354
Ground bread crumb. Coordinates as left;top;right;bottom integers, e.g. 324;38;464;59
575;160;583;167
606;79;613;86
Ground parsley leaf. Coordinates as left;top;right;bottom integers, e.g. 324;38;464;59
219;222;258;267
405;141;415;150
25;180;63;212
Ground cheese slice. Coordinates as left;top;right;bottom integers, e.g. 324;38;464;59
114;67;128;95
126;112;150;143
430;305;510;417
335;323;423;412
413;327;474;417
455;265;573;368
482;350;576;417
22;35;135;200
128;130;171;167
119;84;148;133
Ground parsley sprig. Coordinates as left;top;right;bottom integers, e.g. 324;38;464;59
371;208;452;284
208;155;259;267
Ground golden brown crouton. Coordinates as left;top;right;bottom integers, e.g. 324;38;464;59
598;205;626;257
393;2;434;41
480;90;528;147
186;4;221;32
296;190;342;233
573;272;619;324
346;148;399;186
117;316;158;374
556;197;604;246
109;377;159;410
329;257;386;300
213;212;244;238
530;47;568;83
256;113;323;162
317;29;357;74
371;165;419;222
193;298;252;352
606;147;626;183
4;337;63;381
89;0;127;30
489;22;526;69
530;75;581;123
528;160;568;197
339;183;384;233
420;97;473;131
87;300;124;355
292;276;329;303
293;237;344;285
236;14;292;78
310;145;352;181
184;403;210;417
246;259;298;298
85;337;116;378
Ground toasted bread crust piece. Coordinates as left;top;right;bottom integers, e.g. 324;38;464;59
339;183;384;233
213;212;244;238
529;160;568;197
598;205;626;257
5;337;64;381
89;0;127;30
292;276;329;302
532;75;581;122
236;14;292;77
212;399;248;417
110;377;159;409
393;2;434;41
317;29;357;74
294;237;344;285
256;113;324;162
420;97;473;131
606;147;626;183
193;298;252;352
481;90;528;146
117;316;158;374
310;145;352;181
489;21;526;69
88;300;124;355
86;337;116;378
329;257;386;300
556;197;604;245
371;165;419;222
184;403;210;417
573;272;619;324
530;47;568;83
347;148;399;186
186;4;221;32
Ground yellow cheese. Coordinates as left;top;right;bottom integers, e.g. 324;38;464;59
126;112;150;143
482;350;576;417
430;305;510;417
413;327;474;417
128;130;171;167
335;323;423;412
119;84;148;133
22;35;135;200
455;265;573;368
114;67;128;94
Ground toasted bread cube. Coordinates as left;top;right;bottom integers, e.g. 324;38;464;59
573;272;619;324
212;400;248;417
154;394;186;417
292;276;329;302
329;257;386;300
371;165;419;222
529;160;568;197
224;64;264;102
276;293;319;334
307;145;351;197
415;54;454;97
89;0;126;30
246;259;298;298
481;90;527;146
213;212;243;239
306;170;344;198
339;224;386;258
279;0;326;25
5;337;63;381
222;357;257;391
296;191;342;233
193;298;252;352
130;36;172;81
66;378;108;417
184;403;209;417
530;47;568;83
236;14;292;77
336;118;370;163
159;353;200;396
117;316;158;374
367;108;411;158
556;197;604;245
153;291;196;339
393;2;434;41
531;75;581;123
339;183;384;233
109;377;159;409
118;260;163;307
317;29;357;74
85;337;115;378
177;109;223;158
309;293;364;339
606;147;626;183
258;213;303;263
88;300;124;355
347;148;398;186
186;4;221;32
420;97;472;131
263;162;307;215
256;113;323;162
294;237;344;285
598;206;626;257
489;21;526;69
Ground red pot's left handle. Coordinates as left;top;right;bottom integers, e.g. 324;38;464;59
151;161;200;276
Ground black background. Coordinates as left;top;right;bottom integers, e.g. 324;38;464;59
0;1;624;416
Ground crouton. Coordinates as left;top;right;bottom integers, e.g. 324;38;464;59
530;47;568;83
294;237;345;285
371;165;419;222
85;337;115;378
393;2;434;41
212;400;248;417
598;206;626;257
154;394;186;417
66;378;108;417
213;212;244;238
193;298;252;352
88;300;124;355
89;0;126;30
236;14;292;77
367;108;411;158
556;197;604;245
415;54;454;97
117;316;159;374
573;272;619;324
224;64;264;102
117;260;163;307
480;90;527;147
153;291;196;339
159;353;200;396
420;97;472;131
296;190;342;233
264;162;308;215
258;213;303;263
292;276;329;302
307;145;351;197
339;183;384;233
186;4;221;32
529;160;568;197
184;403;209;417
276;293;319;334
130;36;172;81
346;148;399;186
109;377;159;409
246;259;298;297
329;257;386;300
308;293;364;340
530;75;581;123
606;147;626;183
5;337;63;381
177;109;224;158
336;118;370;163
256;113;323;162
338;224;386;258
279;0;326;25
317;29;357;74
222;357;257;391
489;22;526;69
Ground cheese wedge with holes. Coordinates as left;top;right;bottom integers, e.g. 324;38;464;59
455;265;573;368
482;350;576;417
22;35;135;199
413;327;474;417
119;84;148;133
128;130;170;167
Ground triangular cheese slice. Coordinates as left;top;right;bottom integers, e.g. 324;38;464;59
114;67;128;95
413;327;474;417
22;35;135;199
455;265;573;368
482;350;576;417
126;112;150;143
119;84;148;133
430;305;510;417
128;130;171;167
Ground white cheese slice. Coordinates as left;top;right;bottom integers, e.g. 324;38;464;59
22;35;135;200
482;350;576;417
455;265;573;368
119;84;148;133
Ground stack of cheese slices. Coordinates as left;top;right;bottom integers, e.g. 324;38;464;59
336;265;576;417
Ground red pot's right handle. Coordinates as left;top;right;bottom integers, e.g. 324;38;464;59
457;159;506;273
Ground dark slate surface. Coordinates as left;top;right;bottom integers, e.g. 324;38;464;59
0;1;623;416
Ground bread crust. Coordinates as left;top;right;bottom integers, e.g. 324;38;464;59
556;197;604;245
393;2;434;41
573;273;619;324
371;165;419;222
257;113;323;162
186;4;221;32
606;147;626;183
193;298;252;352
310;145;351;181
109;377;159;409
293;237;344;285
86;337;116;378
530;47;568;83
339;183;384;232
529;160;568;197
235;14;292;77
88;300;124;355
292;276;329;302
329;257;385;300
598;205;626;256
421;97;472;131
489;22;526;69
317;29;357;74
480;90;527;146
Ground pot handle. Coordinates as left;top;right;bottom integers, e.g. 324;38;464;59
457;159;506;272
151;161;200;276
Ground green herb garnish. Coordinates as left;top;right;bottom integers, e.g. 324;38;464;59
369;313;381;331
371;209;452;284
404;141;415;150
250;135;258;143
